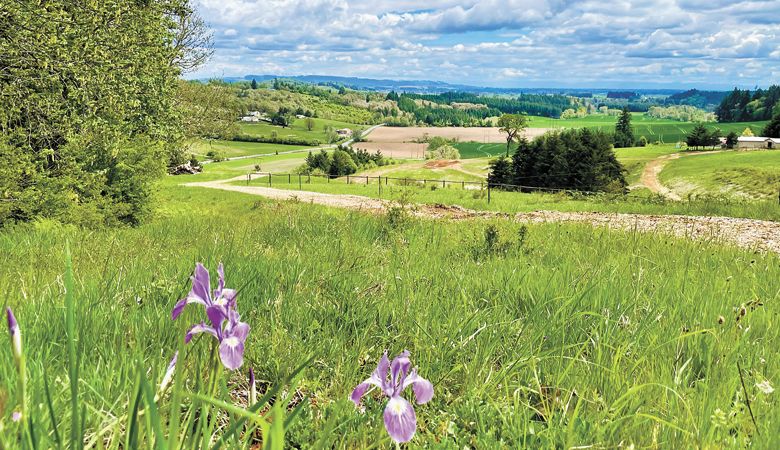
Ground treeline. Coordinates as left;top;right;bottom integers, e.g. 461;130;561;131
1;0;209;226
716;86;780;122
665;89;726;109
487;129;626;193
647;105;716;122
387;91;576;125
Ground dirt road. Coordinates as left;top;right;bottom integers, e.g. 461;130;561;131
185;176;780;253
639;150;723;200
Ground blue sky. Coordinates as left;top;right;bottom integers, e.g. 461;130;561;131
190;0;780;89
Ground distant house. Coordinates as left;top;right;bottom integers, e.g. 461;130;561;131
240;111;270;123
737;136;780;149
336;128;353;137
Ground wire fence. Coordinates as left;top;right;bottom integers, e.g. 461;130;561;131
245;171;610;203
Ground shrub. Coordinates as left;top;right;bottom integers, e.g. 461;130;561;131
329;150;358;176
426;144;461;160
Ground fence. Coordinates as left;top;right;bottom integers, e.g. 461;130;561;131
245;172;611;203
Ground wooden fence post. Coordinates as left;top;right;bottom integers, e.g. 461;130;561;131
298;174;301;190
488;185;491;204
288;174;291;184
268;173;271;187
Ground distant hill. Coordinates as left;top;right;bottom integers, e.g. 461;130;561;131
216;74;686;96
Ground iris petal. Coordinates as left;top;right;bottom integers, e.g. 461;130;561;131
219;336;244;370
383;396;416;443
184;322;217;343
402;369;434;404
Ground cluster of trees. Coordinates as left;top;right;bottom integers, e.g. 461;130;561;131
685;124;725;150
647;105;716;123
301;148;390;177
487;129;626;193
716;86;780;122
1;0;210;226
425;137;461;160
389;91;577;125
664;89;727;109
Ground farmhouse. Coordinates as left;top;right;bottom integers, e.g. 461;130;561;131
336;128;353;137
240;111;267;122
737;136;780;149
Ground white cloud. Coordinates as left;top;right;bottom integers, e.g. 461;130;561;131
190;0;780;88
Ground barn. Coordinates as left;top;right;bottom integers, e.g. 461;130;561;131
737;136;780;149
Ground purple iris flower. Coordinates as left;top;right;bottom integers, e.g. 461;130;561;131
172;263;249;370
351;351;434;443
6;307;21;364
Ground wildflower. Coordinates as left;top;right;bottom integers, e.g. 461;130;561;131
249;368;257;406
155;351;178;401
6;307;21;366
173;263;249;370
351;351;433;443
12;412;21;422
756;379;774;395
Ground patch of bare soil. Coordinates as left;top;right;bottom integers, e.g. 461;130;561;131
423;160;460;169
639;150;724;200
185;177;780;253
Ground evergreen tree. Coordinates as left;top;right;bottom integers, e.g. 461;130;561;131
251;78;258;89
487;157;512;187
510;130;625;193
725;131;739;149
686;123;721;150
763;112;780;138
613;108;635;148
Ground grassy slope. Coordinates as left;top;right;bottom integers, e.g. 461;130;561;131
614;144;680;185
238;117;363;143
2;179;779;447
189;139;310;158
660;150;780;199
527;114;769;144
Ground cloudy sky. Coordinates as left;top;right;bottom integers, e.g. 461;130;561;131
190;0;780;89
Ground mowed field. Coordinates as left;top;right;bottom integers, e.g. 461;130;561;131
529;114;769;144
659;149;780;199
238;117;363;143
356;127;550;159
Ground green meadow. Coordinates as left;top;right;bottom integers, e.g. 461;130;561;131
3;172;780;448
660;150;780;199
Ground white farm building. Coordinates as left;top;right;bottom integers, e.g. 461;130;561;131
737;136;780;149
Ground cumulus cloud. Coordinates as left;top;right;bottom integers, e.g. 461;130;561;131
190;0;780;88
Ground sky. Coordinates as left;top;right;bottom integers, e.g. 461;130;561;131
190;0;780;89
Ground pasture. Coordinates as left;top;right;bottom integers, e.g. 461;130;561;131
189;139;310;159
659;150;780;199
4;173;780;448
529;114;769;144
238;117;362;144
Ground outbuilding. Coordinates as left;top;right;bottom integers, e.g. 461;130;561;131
737;136;780;149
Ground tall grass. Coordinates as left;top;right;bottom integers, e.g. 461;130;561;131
1;185;779;447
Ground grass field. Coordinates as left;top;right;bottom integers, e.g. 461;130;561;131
660;150;780;199
238;117;363;143
3;175;780;448
614;144;680;185
189;139;310;159
528;114;769;144
453;142;508;158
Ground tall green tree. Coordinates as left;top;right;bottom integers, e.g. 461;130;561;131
251;78;258;89
497;114;529;156
487;157;513;187
511;129;626;193
613;108;635;148
686;123;721;150
763;111;780;138
0;0;210;226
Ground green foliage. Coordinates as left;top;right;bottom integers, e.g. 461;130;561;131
614;108;636;148
726;131;739;149
686;123;721;150
512;128;627;192
647;105;717;122
0;0;200;226
716;86;780;122
426;144;461;160
329;150;358;176
763;112;780;138
177;81;240;143
487;156;513;186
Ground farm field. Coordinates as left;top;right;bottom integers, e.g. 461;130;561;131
189;139;310;159
528;114;769;144
354;126;549;159
238;117;363;143
4;176;780;447
659;150;780;199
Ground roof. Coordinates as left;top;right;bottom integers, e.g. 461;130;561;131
737;136;780;143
